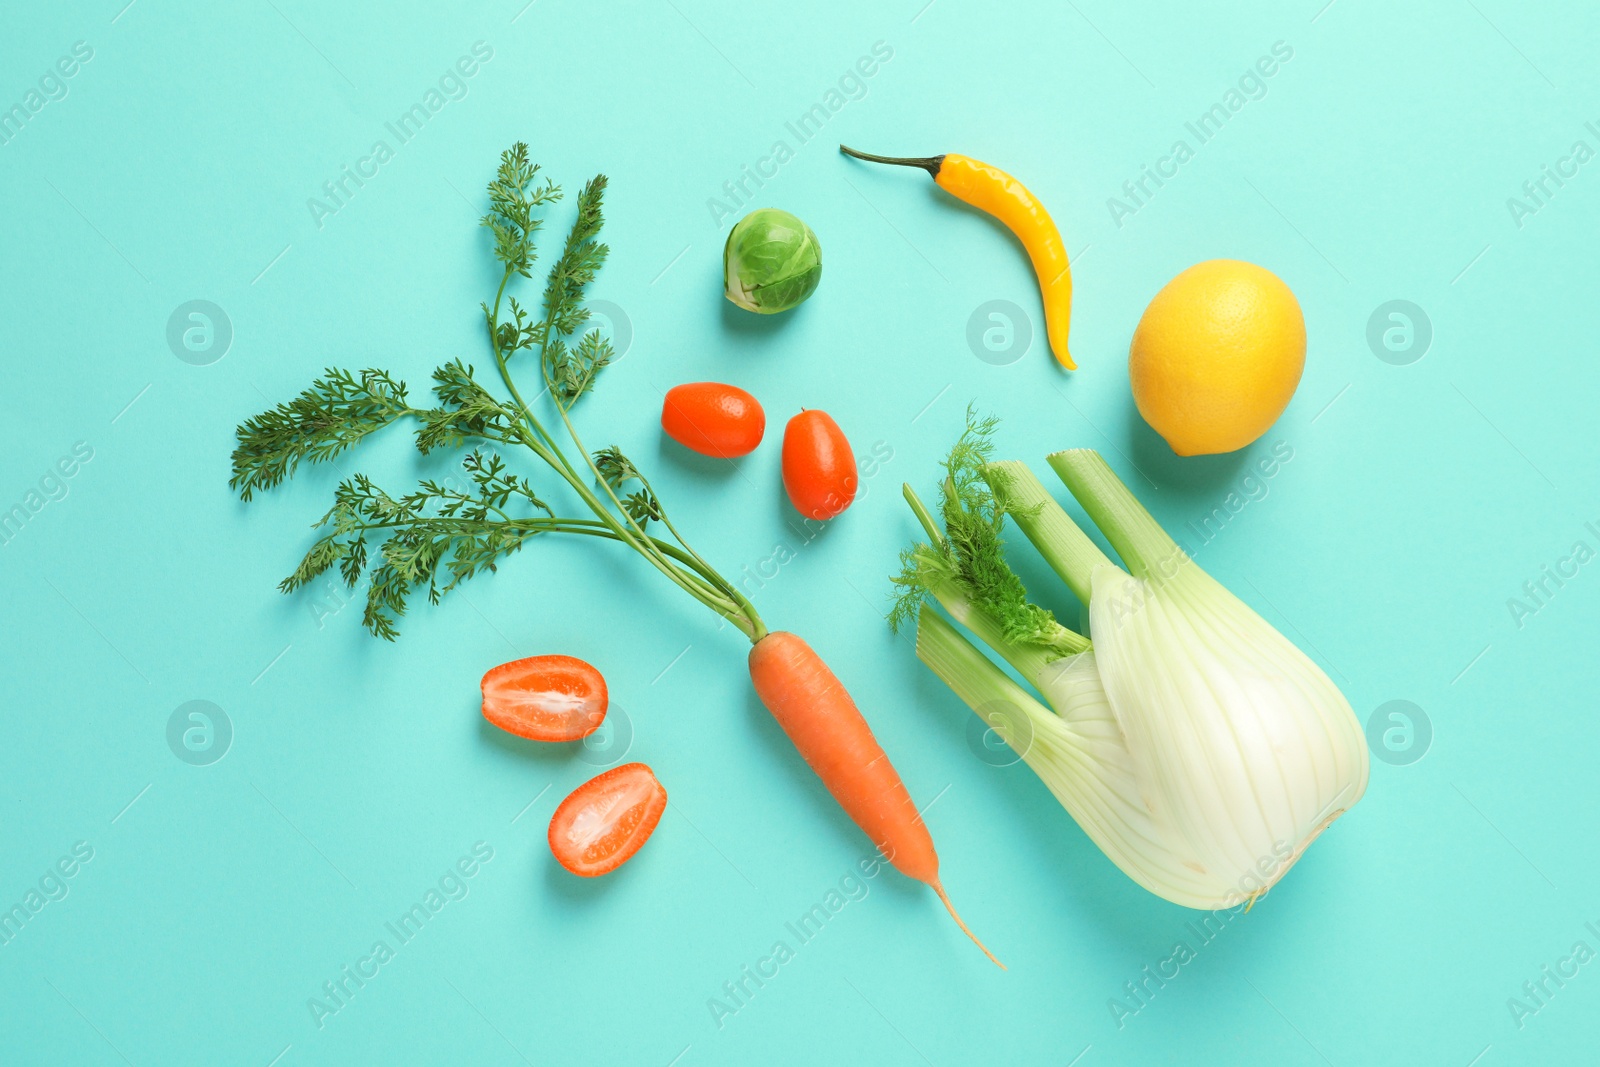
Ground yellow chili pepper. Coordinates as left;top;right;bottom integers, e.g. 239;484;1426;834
840;145;1075;370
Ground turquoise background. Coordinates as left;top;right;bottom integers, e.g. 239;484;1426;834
3;0;1597;1063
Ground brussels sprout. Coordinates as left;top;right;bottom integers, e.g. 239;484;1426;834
723;208;822;314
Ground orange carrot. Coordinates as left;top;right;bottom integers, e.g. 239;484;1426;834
748;631;1003;968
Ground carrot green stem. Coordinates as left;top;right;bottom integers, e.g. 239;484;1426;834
482;258;767;643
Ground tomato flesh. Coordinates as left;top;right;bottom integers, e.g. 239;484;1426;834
548;763;667;877
481;654;607;742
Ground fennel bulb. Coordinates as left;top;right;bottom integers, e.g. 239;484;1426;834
894;414;1368;910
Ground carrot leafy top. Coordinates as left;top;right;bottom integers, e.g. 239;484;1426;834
230;144;766;643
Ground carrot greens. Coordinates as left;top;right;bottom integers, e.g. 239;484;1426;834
230;143;766;643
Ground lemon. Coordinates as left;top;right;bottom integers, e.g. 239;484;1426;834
1129;259;1305;456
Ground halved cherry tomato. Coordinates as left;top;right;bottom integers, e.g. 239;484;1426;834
781;409;857;520
548;762;668;877
481;654;607;742
661;382;765;458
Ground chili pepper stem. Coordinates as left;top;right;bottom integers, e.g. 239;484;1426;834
839;144;945;178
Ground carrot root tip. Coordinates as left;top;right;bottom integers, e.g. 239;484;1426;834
932;881;1005;970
